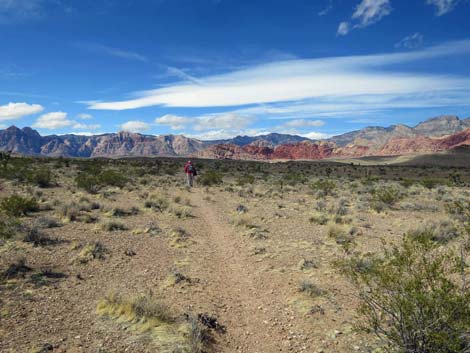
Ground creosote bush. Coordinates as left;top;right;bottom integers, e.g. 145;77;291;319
372;186;403;206
341;235;470;353
199;171;223;186
75;169;129;193
311;179;336;196
0;195;39;217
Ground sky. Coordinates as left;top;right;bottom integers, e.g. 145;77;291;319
0;0;469;140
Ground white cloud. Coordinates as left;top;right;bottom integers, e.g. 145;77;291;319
338;0;391;36
77;113;93;120
184;128;269;141
72;123;101;130
282;119;325;128
155;114;192;130
193;113;252;131
427;0;460;15
395;33;424;49
87;40;470;112
156;113;253;133
120;120;151;133
337;22;350;35
352;0;391;27
300;131;331;140
0;102;44;121
33;111;73;129
32;111;100;131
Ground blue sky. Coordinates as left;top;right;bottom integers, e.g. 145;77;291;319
0;0;469;140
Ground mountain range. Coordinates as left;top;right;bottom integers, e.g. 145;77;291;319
1;115;469;160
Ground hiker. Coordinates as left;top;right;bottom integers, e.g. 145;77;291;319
184;160;197;187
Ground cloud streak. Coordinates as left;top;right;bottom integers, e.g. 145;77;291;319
76;42;148;62
427;0;460;15
87;40;470;114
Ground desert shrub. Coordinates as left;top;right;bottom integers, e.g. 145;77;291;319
283;172;307;186
75;174;101;193
372;186;403;206
170;204;192;219
407;221;460;244
1;257;31;280
309;212;329;225
76;242;107;263
57;202;80;222
108;207;139;217
144;196;169;211
200;171;223;186
0;195;39;217
445;200;470;230
34;216;61;228
27;167;53;187
311;179;336;196
102;221;127;232
99;169;128;187
328;223;356;252
22;227;57;246
75;169;128;193
420;178;442;189
97;292;171;325
299;258;318;270
298;280;325;297
237;174;255;186
186;313;213;353
343;236;470;353
0;215;22;241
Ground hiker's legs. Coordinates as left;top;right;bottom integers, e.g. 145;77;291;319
186;173;193;187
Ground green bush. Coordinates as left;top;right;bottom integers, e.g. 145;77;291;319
311;179;336;196
200;171;223;186
373;186;403;205
0;216;21;241
75;169;128;193
99;169;128;187
420;178;442;189
342;236;470;353
75;174;101;193
27;168;52;187
237;174;255;186
0;195;39;217
283;172;307;186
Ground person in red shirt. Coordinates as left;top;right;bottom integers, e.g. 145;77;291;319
184;160;197;187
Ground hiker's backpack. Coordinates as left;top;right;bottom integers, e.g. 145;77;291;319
188;164;195;173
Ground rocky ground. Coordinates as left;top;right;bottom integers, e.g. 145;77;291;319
0;158;469;353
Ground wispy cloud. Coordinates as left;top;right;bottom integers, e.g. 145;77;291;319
395;33;424;49
76;42;148;62
318;0;333;16
87;40;470;114
0;0;44;24
156;113;252;132
0;102;44;121
337;0;392;36
426;0;460;15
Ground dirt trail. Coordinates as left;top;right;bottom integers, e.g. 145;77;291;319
187;189;290;353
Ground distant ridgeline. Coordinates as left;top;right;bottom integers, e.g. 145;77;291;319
1;115;469;160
